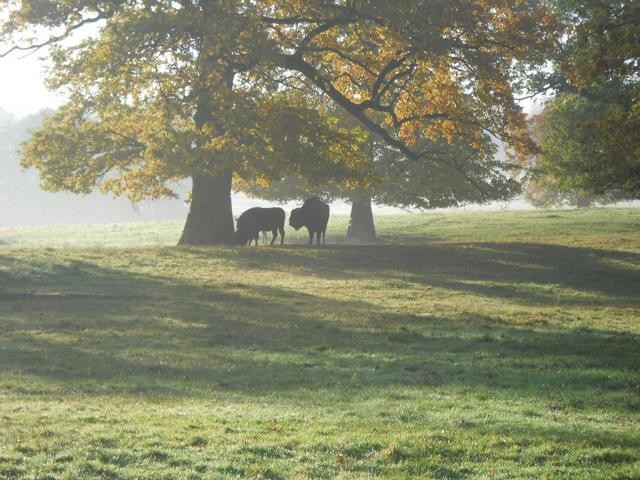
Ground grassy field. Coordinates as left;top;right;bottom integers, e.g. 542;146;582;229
0;208;638;479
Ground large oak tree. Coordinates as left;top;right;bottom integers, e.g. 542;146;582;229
1;0;557;244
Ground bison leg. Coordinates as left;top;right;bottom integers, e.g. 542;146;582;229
270;228;277;246
322;229;326;245
279;226;285;245
307;228;313;245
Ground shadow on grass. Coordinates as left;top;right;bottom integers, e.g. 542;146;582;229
0;247;638;412
205;242;640;306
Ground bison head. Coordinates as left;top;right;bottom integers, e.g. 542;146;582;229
289;208;304;230
233;228;250;245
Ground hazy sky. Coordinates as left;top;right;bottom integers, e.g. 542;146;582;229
0;51;64;117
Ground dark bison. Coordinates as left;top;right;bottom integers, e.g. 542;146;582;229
289;197;330;245
235;207;285;246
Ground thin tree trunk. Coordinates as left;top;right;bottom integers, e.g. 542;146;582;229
178;170;235;245
347;194;376;241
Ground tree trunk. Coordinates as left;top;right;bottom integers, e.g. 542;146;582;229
574;193;592;208
178;170;235;245
347;194;376;242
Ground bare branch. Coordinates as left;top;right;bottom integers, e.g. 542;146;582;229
370;53;412;100
0;12;106;58
259;15;315;25
298;13;359;51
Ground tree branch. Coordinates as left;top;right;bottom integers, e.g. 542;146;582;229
0;12;107;58
276;51;420;161
370;53;412;101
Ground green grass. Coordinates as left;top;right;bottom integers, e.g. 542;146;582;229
0;208;638;479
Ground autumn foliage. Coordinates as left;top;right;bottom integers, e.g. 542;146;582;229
1;1;559;242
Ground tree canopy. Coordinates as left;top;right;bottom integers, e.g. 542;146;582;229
1;1;558;243
530;87;639;199
529;0;639;199
246;125;517;203
245;130;518;240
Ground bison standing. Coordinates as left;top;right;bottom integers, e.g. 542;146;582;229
235;207;285;246
289;197;330;245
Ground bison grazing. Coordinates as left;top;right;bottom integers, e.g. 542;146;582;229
289;197;330;245
235;207;286;246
